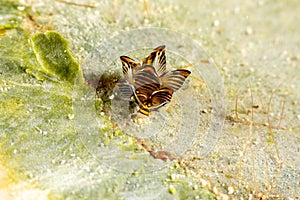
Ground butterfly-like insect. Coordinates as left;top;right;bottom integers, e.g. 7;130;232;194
117;45;191;115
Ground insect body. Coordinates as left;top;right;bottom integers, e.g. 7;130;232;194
117;45;191;115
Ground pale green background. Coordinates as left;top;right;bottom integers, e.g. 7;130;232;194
0;0;299;199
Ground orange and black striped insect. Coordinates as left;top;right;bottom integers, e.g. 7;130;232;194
117;45;191;115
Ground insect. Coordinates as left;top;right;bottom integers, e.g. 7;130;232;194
117;45;191;115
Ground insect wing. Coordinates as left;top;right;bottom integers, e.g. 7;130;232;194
149;88;173;110
120;56;141;83
134;88;172;116
116;79;135;101
130;85;151;116
134;65;160;95
142;45;167;75
160;69;191;92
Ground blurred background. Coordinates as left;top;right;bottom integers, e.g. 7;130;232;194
0;0;299;199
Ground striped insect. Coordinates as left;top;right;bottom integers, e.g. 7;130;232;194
117;45;191;115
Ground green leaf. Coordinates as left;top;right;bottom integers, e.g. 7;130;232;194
31;31;79;84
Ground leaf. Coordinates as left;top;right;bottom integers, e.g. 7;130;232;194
31;31;79;84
